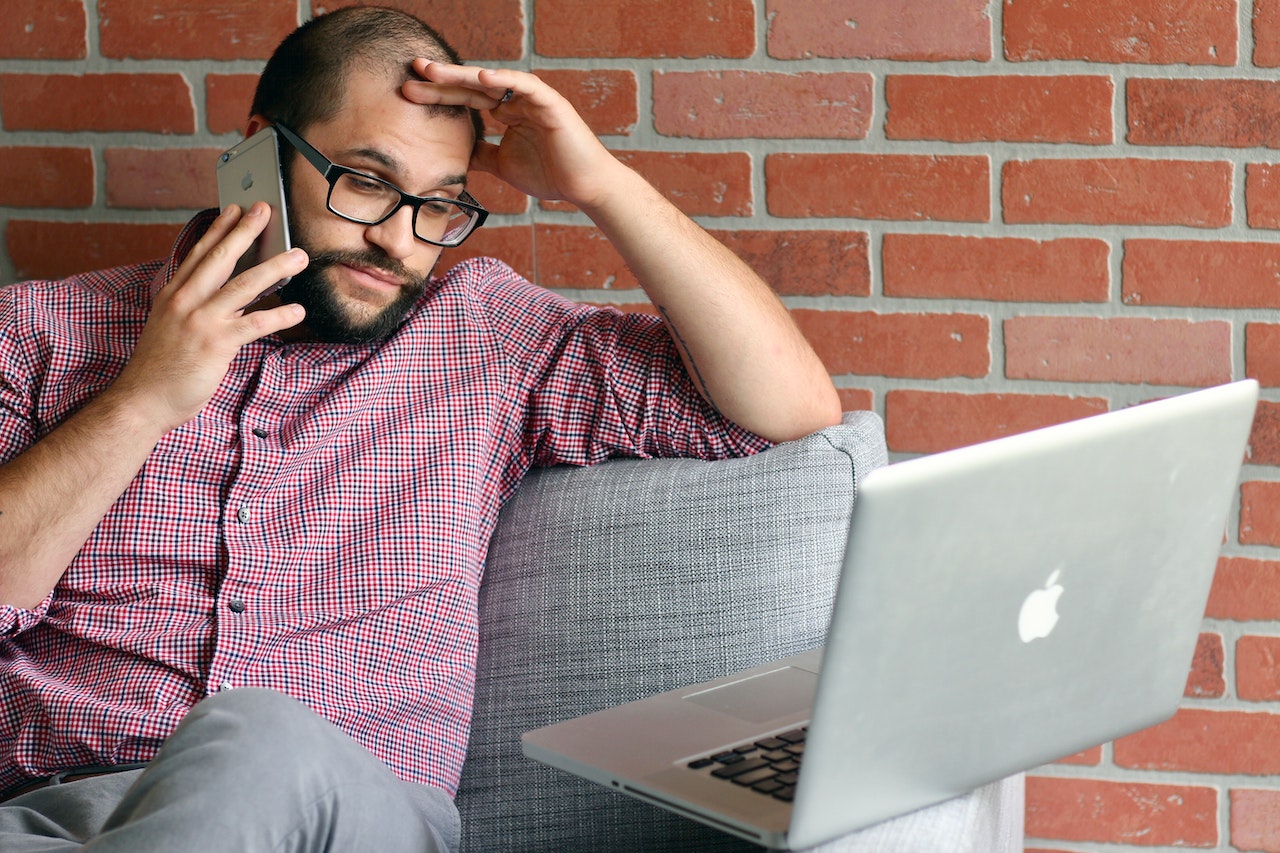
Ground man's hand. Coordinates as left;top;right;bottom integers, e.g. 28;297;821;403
112;202;308;433
402;61;626;211
0;202;307;610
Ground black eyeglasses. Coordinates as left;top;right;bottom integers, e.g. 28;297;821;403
273;122;488;248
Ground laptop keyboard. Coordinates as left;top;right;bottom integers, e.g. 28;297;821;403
686;727;806;802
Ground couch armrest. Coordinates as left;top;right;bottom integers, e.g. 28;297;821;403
456;412;886;852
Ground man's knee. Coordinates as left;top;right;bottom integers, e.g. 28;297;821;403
163;688;356;783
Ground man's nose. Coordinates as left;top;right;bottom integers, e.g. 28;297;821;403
363;205;417;260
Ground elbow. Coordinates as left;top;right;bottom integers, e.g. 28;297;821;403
752;386;844;444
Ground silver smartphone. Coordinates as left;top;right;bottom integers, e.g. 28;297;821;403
215;126;293;301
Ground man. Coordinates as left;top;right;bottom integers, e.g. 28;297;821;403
0;6;839;851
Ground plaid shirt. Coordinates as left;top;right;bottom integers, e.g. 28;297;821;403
0;211;769;796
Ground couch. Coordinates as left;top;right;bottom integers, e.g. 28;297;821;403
455;411;1025;851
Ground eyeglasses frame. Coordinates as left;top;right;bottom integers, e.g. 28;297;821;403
271;122;488;248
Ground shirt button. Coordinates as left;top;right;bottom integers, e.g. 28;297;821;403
228;599;246;613
236;507;251;523
219;681;234;692
252;427;268;438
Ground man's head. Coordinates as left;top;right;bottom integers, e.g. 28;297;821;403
248;6;484;344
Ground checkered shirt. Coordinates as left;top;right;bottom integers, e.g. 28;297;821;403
0;211;769;796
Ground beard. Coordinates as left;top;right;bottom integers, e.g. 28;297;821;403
277;246;430;345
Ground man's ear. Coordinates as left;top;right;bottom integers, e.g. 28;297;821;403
244;114;271;138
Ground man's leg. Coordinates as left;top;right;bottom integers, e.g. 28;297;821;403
0;688;459;853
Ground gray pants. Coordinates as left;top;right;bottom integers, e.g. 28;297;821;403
0;688;460;852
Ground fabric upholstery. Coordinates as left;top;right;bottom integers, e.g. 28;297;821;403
455;411;1022;851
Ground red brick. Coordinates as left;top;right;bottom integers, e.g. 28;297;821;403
1256;0;1280;68
1232;788;1280;851
1025;776;1218;847
0;0;86;59
1002;159;1232;228
654;71;873;139
790;310;990;379
464;170;528;216
1004;316;1231;387
1248;323;1280;386
1242;481;1280;547
0;147;94;208
534;0;754;58
887;75;1113;144
99;0;295;60
882;234;1109;302
709;230;870;297
1004;0;1236;65
0;74;195;134
767;153;990;222
206;74;259;136
613;151;752;217
1186;633;1226;699
884;390;1107;454
533;225;634;290
105;148;221;210
1238;635;1280;701
1249;400;1280;465
1124;240;1280;309
435;225;534;282
1129;79;1280;147
7;220;183;282
315;0;524;61
767;0;991;61
1247;163;1280;229
535;69;637;136
1115;708;1280;775
836;388;873;412
1206;557;1280;621
530;226;866;296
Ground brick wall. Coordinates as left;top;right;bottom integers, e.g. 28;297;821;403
3;1;1280;849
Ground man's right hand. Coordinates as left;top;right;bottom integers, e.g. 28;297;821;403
111;202;308;434
0;203;307;611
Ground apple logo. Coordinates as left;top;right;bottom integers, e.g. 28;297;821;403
1018;569;1064;643
241;172;254;191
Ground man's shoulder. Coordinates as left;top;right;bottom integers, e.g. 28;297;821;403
3;260;161;316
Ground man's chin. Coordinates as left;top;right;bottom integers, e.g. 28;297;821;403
280;265;423;345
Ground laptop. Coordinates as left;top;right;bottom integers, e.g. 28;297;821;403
522;379;1259;850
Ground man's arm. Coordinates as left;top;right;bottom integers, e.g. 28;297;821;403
405;62;842;443
0;204;307;610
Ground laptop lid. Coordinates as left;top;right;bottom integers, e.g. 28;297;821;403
788;379;1257;848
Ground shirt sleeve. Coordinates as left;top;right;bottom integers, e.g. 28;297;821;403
0;287;52;636
468;258;774;468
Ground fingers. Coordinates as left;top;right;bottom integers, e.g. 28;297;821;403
166;201;273;303
404;60;543;111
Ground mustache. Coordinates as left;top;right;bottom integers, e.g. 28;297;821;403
303;247;424;288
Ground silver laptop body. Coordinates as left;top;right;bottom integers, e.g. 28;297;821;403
522;380;1258;850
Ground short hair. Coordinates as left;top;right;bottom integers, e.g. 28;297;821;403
250;6;484;147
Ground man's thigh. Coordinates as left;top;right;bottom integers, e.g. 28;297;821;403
0;770;143;851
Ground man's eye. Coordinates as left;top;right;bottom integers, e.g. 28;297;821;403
422;199;455;215
347;176;386;193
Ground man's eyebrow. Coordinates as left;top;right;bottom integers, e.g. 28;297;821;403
343;147;467;190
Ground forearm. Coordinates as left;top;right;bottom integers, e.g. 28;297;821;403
0;388;167;609
581;165;841;442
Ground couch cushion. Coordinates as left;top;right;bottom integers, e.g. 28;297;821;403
457;412;887;852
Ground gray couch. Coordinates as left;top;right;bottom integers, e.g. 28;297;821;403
456;411;1023;851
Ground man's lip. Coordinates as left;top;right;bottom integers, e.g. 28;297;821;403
340;263;406;289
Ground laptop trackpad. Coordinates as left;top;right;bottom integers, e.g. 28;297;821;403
683;666;818;724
